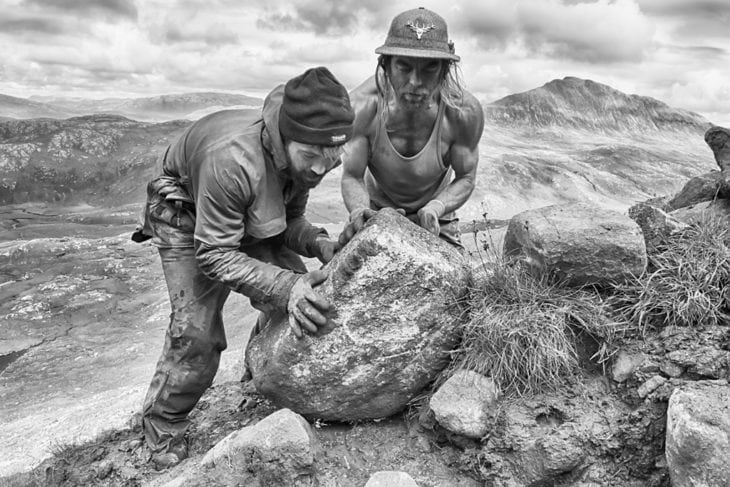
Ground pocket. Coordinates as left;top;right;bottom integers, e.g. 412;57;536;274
150;200;196;232
147;176;196;232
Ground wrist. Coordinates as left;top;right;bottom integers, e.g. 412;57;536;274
349;207;369;220
424;199;446;217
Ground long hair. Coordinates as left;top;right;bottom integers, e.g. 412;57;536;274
375;54;465;110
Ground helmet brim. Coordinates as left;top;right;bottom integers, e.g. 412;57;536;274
375;45;460;62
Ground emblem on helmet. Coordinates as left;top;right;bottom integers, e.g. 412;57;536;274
407;21;436;40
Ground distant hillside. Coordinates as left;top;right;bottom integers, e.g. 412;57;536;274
2;92;262;122
30;92;263;122
0;78;717;223
473;77;715;220
484;77;711;133
0;94;76;120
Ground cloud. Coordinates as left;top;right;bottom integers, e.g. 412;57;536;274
453;0;654;63
0;16;64;35
666;45;727;56
160;22;239;46
21;0;138;20
256;0;391;35
637;0;730;17
638;0;730;41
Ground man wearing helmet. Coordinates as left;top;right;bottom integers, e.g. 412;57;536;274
341;7;484;247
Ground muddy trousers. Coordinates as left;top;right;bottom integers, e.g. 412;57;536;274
141;246;230;452
141;244;307;453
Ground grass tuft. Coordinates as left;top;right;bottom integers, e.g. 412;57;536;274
609;214;730;333
449;250;621;398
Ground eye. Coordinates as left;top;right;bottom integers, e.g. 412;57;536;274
425;63;440;73
395;62;410;72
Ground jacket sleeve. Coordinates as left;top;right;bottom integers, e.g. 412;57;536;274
193;155;299;310
282;186;328;258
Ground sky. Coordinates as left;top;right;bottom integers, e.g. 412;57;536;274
1;0;729;125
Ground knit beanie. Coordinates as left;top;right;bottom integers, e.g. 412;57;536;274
279;67;355;147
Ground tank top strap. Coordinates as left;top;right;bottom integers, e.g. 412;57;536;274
433;97;446;164
372;93;446;162
371;93;386;156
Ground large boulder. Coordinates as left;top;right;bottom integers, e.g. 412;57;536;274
503;203;647;287
665;171;724;211
665;380;730;487
246;209;471;421
705;126;730;171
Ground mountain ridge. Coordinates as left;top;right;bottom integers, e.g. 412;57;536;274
3;92;263;122
0;77;717;219
484;76;711;133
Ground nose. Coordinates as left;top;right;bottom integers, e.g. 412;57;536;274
408;69;421;87
311;158;327;176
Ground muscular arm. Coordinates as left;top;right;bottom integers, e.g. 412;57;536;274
432;91;485;214
341;78;378;213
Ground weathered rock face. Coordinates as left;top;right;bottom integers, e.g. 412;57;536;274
628;201;688;253
665;171;724;211
670;199;730;227
719;171;730;199
247;209;471;421
472;380;643;486
201;408;320;486
705;126;730;171
658;326;730;380
502;203;647;287
665;380;730;487
430;370;499;439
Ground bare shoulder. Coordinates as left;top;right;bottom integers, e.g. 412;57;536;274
349;76;379;135
444;89;484;147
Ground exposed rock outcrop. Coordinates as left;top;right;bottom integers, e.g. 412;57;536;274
503;203;647;287
664;171;724;211
666;380;730;487
670;199;730;227
247;209;471;421
472;380;641;486
201;408;320;486
705;126;730;171
0;115;190;205
628;202;688;253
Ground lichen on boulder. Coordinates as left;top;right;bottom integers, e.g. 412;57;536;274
246;208;471;421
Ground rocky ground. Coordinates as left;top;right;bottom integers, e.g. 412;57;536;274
0;204;259;478
2;198;729;486
0;203;494;486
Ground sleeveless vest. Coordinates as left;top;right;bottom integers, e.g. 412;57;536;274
365;96;453;215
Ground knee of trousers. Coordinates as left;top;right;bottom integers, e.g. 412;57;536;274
167;325;227;363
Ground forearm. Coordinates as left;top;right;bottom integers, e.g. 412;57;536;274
283;216;328;258
341;173;372;212
432;175;476;214
195;242;299;310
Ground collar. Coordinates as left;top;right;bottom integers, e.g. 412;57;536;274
261;83;290;174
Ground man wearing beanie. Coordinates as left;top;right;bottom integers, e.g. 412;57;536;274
133;66;355;469
341;7;484;247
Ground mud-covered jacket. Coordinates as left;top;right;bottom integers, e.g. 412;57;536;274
139;84;326;310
